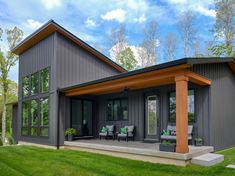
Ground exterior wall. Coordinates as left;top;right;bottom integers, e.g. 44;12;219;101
55;32;120;89
95;84;209;142
12;104;18;143
191;63;235;150
18;34;56;145
17;32;121;146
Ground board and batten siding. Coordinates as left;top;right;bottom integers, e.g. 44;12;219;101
55;32;120;89
191;63;235;150
18;33;57;145
95;84;210;142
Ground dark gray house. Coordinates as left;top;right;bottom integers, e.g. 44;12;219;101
12;20;235;153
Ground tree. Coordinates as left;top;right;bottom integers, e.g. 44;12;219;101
140;20;158;66
163;32;178;61
117;47;137;71
109;25;127;63
0;80;18;135
177;10;197;57
0;27;23;143
210;0;235;57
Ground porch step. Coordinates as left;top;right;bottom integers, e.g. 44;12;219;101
191;153;224;167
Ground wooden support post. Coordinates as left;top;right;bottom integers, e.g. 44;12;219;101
175;75;189;153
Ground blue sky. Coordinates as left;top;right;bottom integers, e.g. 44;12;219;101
0;0;216;82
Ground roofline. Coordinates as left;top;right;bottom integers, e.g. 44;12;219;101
12;20;126;73
59;57;234;92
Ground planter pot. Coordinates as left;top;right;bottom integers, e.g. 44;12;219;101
67;135;73;141
159;144;175;152
195;140;203;146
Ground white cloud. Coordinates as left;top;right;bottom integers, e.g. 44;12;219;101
85;17;97;28
194;5;216;18
101;9;126;23
165;0;215;18
24;19;44;30
166;0;187;4
125;0;148;10
41;0;61;9
133;14;146;23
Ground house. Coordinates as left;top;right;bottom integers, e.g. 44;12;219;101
11;20;235;155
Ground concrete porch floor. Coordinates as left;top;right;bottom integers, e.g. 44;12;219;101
64;139;214;166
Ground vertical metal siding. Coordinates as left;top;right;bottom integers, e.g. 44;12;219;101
191;63;235;150
55;33;120;89
12;104;18;143
18;34;56;145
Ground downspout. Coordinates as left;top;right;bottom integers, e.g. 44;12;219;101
57;88;60;150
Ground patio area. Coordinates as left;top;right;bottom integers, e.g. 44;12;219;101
64;139;214;166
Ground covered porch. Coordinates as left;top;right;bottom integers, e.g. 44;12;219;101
61;64;212;154
64;139;214;166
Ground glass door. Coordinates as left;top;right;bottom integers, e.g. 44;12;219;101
145;95;160;141
71;99;93;137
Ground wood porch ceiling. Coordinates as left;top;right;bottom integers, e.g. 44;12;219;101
64;64;211;96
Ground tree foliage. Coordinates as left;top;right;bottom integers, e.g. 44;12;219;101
0;80;18;134
177;10;197;57
163;32;178;61
0;26;23;143
210;0;235;57
140;20;158;66
117;47;137;71
109;25;127;64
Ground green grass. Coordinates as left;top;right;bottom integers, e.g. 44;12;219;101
0;146;235;176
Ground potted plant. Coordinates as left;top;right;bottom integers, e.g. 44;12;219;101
195;138;203;146
65;128;77;141
159;140;176;152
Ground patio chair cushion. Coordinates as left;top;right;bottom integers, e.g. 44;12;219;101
118;133;127;137
99;132;107;136
161;125;193;141
124;125;134;133
120;128;128;134
101;127;108;133
160;134;192;140
161;135;176;140
106;125;114;132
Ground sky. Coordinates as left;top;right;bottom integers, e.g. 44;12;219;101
0;0;216;82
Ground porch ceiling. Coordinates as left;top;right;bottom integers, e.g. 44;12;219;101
64;64;211;96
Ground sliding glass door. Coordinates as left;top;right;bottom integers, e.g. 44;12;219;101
71;99;93;137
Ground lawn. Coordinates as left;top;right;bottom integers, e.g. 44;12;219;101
0;146;235;176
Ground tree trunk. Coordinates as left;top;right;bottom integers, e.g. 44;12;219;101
2;92;6;144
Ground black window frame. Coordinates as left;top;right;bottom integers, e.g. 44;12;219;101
168;89;196;123
107;98;129;121
21;67;50;138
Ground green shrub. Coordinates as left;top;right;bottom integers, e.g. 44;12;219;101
162;140;175;145
65;128;77;136
8;136;15;145
6;133;15;145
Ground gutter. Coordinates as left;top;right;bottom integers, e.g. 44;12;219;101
56;88;60;150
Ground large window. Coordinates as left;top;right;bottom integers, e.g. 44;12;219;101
169;90;195;123
21;67;50;137
40;68;49;93
107;98;128;121
22;76;30;97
